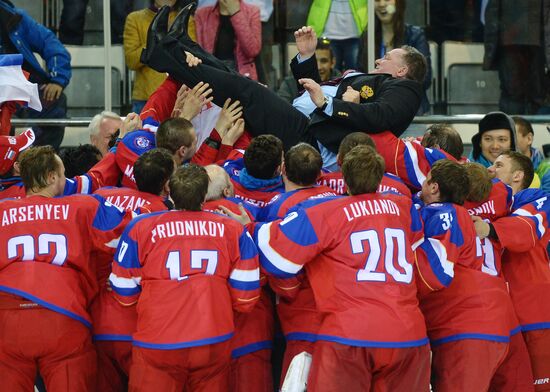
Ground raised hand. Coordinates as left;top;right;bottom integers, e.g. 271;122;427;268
120;112;142;139
179;81;213;121
216;98;243;136
222;118;245;146
299;78;325;108
294;26;317;60
171;84;189;117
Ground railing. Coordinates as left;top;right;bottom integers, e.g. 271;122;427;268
11;115;550;128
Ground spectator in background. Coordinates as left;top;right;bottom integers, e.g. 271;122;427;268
88;111;122;156
0;0;71;150
513;116;544;171
306;0;368;71
484;0;550;115
359;0;432;114
59;0;133;45
277;37;340;103
194;0;262;80
469;111;516;168
124;0;196;114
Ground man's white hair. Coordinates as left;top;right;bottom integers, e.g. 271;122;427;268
88;110;121;136
205;164;231;201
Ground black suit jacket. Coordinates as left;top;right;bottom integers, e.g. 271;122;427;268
291;55;423;153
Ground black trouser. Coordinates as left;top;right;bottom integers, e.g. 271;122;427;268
158;43;312;150
497;45;546;115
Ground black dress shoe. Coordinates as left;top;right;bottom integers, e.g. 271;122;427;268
140;5;171;68
167;1;196;40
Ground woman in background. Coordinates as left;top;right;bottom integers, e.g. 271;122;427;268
360;0;432;114
194;0;262;80
124;0;196;114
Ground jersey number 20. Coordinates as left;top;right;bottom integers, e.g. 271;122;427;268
351;228;412;283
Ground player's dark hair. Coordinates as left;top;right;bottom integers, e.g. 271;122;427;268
19;146;61;192
243;135;283;179
169;164;209;211
500;151;534;191
134;148;175;195
401;45;427;83
284;143;322;186
156;117;195;154
429;160;469;205
59;144;101;178
422;124;464;160
512;116;534;137
342;145;385;195
463;162;492;202
338;132;376;162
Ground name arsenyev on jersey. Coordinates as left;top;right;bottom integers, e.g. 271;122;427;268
343;198;400;221
2;204;70;226
151;220;225;243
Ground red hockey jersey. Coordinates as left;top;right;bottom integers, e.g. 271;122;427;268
0;194;132;328
109;210;260;349
317;170;412;198
256;192;429;347
492;188;550;332
92;187;169;341
416;203;513;345
463;178;513;277
371;131;456;190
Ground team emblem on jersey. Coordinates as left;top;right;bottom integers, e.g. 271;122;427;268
134;136;151;149
7;136;16;145
360;85;374;99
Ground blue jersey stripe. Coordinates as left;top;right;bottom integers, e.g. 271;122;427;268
133;332;234;350
430;332;510;346
0;286;91;328
93;334;133;342
229;278;260;291
316;334;430;348
231;340;273;358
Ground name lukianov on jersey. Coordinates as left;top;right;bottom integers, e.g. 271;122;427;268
2;204;70;226
151;220;225;243
343;199;401;222
467;200;496;216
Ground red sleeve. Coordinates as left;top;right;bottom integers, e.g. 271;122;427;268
493;215;539;252
87;152;121;190
140;77;181;122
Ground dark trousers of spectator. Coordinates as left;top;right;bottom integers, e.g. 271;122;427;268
330;37;360;71
255;15;276;88
15;93;66;150
429;0;467;43
59;0;132;45
497;45;547;115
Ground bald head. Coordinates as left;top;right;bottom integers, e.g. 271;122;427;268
205;164;234;201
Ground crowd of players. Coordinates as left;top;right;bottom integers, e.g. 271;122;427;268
1;5;550;392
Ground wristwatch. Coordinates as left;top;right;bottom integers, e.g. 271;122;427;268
319;96;329;111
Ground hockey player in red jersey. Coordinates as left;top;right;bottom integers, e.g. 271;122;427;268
415;160;525;392
92;148;175;392
256;145;431;391
222;134;285;207
109;165;261;391
0;146;133;391
370;125;462;191
317;132;412;197
475;151;550;391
